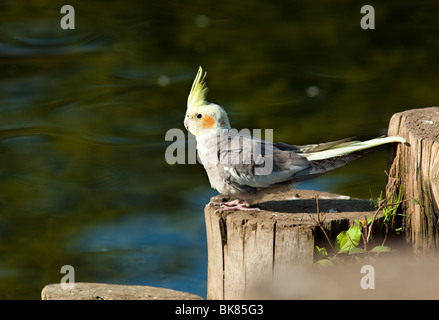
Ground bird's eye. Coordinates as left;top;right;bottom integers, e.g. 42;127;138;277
196;114;202;119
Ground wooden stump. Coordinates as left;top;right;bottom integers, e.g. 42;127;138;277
41;283;203;300
387;107;439;254
205;189;381;300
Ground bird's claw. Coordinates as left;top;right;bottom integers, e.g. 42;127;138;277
211;199;260;213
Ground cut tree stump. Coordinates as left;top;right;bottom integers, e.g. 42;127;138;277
205;189;382;300
387;107;439;254
41;282;203;300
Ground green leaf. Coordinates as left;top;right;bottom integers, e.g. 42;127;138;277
315;259;334;268
334;231;346;252
370;245;391;253
315;246;328;256
348;247;364;255
335;226;362;253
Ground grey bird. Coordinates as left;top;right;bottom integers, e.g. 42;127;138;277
184;67;406;212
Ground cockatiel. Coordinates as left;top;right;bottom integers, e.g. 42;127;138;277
184;67;406;212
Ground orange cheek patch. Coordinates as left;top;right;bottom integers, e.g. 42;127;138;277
203;116;215;128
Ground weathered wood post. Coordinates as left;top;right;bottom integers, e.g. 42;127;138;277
387;107;439;254
205;190;380;299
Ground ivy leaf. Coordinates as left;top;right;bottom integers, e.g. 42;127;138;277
315;259;334;268
335;226;362;253
348;247;364;255
370;245;391;253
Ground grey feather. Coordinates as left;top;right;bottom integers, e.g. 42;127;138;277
296;137;356;153
197;130;388;198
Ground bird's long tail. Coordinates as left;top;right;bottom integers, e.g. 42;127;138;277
303;136;406;161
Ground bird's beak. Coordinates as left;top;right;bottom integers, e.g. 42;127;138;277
184;116;189;130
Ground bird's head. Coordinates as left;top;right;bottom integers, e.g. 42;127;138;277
184;67;231;137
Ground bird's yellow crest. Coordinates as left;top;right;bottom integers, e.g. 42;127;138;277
187;66;208;112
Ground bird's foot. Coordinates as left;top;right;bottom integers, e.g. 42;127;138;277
211;199;260;213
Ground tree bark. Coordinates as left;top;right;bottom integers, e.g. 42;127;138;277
387;107;439;254
205;189;380;299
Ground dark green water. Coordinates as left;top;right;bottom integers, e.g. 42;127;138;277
1;0;438;299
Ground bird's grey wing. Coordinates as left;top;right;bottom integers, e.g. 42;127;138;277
275;137;356;153
216;130;310;192
293;152;363;182
273;137;365;182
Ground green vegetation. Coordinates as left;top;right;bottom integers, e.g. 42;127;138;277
313;184;408;266
313;180;424;267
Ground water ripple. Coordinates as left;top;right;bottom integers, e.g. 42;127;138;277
0;20;108;58
10;160;126;188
